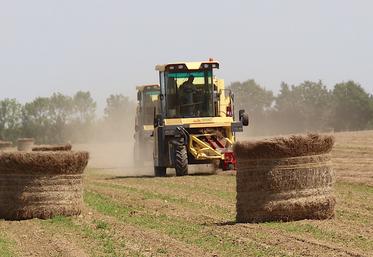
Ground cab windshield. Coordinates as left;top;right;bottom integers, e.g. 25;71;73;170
164;70;214;118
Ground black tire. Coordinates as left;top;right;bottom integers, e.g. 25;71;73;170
154;166;166;177
241;113;249;126
174;144;188;176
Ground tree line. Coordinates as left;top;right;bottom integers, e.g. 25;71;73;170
0;92;135;144
230;80;373;136
1;80;372;143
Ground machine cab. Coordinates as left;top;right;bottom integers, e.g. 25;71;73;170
155;61;220;118
135;84;160;129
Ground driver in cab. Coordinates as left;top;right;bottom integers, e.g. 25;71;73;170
180;75;197;116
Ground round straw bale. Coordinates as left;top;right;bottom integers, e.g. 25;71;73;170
32;144;72;152
0;151;89;220
234;134;336;223
17;138;35;151
0;141;13;151
234;133;334;159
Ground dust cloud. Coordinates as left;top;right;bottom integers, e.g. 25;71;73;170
72;110;156;176
72;108;318;176
74;140;217;177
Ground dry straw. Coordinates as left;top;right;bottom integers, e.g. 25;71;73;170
17;138;35;151
234;133;334;159
0;151;89;220
234;134;336;223
0;141;12;151
32;144;72;152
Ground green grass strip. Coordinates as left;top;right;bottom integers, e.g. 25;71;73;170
335;182;373;195
90;181;234;219
41;215;139;257
0;232;16;257
85;190;290;257
151;178;236;201
335;182;373;217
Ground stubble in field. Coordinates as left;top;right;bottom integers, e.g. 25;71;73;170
0;130;372;256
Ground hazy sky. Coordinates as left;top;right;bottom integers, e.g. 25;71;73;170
1;0;372;111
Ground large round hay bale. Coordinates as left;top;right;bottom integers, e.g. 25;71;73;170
234;134;336;223
32;144;72;152
0;151;89;220
0;141;13;151
17;138;35;151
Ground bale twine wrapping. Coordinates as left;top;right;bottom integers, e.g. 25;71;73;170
32;144;72;152
0;141;13;151
17;138;35;151
234;134;336;223
0;151;89;220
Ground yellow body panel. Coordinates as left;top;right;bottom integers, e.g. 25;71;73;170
164;117;233;127
164;117;233;128
163;117;235;161
189;135;223;160
143;125;154;131
215;78;232;118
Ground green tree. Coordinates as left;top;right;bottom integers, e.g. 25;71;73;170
22;93;74;144
273;81;333;133
230;79;274;115
230;79;274;135
48;93;73;143
69;91;97;142
72;91;96;124
22;97;52;143
0;98;23;141
103;94;135;141
331;81;373;131
105;94;133;121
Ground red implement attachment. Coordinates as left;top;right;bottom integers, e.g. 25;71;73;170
222;151;236;170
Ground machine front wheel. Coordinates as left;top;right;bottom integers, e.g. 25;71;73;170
174;144;188;176
154;166;166;177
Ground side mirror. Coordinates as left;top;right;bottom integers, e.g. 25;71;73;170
137;91;141;101
154;114;163;128
239;110;249;126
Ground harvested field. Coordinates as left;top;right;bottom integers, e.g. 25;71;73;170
235;134;336;222
0;151;89;220
331;130;373;186
32;144;72;151
0;130;372;256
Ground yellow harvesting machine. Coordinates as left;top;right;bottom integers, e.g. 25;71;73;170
152;59;248;176
133;84;160;164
